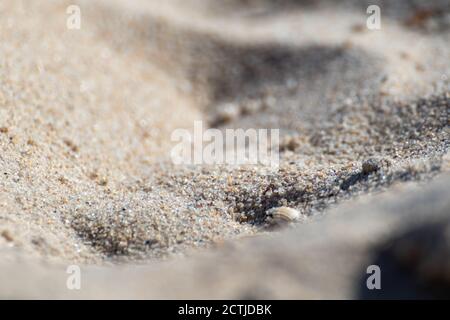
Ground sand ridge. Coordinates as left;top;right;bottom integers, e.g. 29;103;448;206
0;0;449;298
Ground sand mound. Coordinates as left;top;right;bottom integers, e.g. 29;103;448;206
0;0;449;298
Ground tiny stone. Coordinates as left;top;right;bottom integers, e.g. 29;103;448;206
1;230;14;242
362;159;380;175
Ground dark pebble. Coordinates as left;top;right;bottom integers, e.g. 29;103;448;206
362;159;380;175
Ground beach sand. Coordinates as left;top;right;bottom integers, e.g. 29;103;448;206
0;0;449;298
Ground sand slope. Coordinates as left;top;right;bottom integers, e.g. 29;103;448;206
0;0;449;298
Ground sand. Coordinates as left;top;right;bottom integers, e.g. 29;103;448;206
0;0;449;298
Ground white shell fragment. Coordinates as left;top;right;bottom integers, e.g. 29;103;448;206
266;206;301;226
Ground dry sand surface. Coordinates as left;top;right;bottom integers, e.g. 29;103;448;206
0;0;449;298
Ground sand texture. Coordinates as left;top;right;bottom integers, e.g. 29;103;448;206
0;0;449;298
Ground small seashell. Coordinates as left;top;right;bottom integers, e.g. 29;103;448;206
266;206;301;225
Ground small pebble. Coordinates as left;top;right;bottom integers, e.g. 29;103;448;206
362;159;380;175
1;230;14;242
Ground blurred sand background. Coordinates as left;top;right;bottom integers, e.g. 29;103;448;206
0;0;449;298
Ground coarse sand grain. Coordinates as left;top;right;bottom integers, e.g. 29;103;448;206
0;0;449;298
